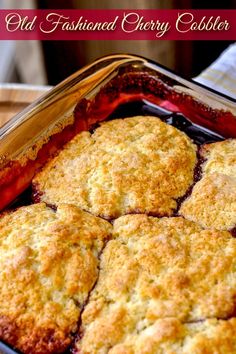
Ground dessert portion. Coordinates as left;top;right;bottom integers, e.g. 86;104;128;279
180;139;236;230
2;113;236;354
33;116;197;219
75;214;236;353
77;317;236;354
0;203;111;354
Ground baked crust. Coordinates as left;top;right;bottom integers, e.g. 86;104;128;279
33;116;197;219
92;317;236;354
0;203;111;354
76;215;236;353
180;139;236;230
202;139;236;177
179;173;236;231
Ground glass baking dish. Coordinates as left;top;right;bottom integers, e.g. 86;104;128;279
0;53;236;354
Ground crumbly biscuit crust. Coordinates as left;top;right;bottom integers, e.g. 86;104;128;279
0;203;111;354
76;215;236;353
33;116;197;218
202;139;236;177
100;318;236;354
2;121;236;354
180;139;236;230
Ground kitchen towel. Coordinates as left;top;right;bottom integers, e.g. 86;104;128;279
194;43;236;100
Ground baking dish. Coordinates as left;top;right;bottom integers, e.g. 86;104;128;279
0;53;236;354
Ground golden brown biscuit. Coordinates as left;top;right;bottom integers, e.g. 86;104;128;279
0;203;111;354
202;139;236;177
76;215;236;353
33;116;197;219
179;173;236;230
180;139;236;230
94;318;236;354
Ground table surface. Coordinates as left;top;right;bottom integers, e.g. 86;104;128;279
0;84;51;127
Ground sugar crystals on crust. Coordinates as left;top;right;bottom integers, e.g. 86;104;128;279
75;214;236;353
180;139;236;230
33;116;197;219
0;203;111;354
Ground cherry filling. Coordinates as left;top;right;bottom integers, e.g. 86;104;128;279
0;71;234;212
0;115;88;211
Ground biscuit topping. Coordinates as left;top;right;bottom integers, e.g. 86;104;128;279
76;215;236;353
0;203;111;354
33;116;197;219
180;139;236;230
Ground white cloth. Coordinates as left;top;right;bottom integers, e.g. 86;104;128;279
194;43;236;100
